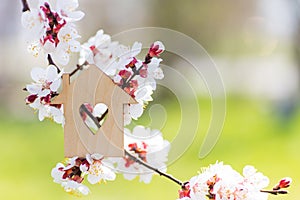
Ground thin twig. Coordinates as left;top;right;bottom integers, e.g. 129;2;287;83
121;53;152;89
21;0;30;12
124;150;184;187
260;189;288;195
121;65;143;89
47;54;61;73
97;109;108;122
79;104;101;131
70;61;88;77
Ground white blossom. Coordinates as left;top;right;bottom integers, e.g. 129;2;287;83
113;126;170;183
51;162;89;196
79;31;165;125
51;163;65;184
85;154;116;185
180;162;270;200
61;180;90;196
30;100;64;124
56;0;85;22
148;41;165;57
79;29;122;75
21;0;83;65
26;65;62;97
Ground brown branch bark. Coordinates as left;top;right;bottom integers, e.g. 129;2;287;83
124;150;184;187
47;54;61;73
121;53;152;89
70;61;88;77
21;0;30;12
260;189;288;195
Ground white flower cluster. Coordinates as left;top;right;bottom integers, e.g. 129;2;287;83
21;0;84;65
79;30;165;125
51;154;116;196
51;126;170;195
179;162;270;200
113;126;170;183
26;65;64;124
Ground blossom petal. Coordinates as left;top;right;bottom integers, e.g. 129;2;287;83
93;103;108;118
139;173;153;184
38;106;48;121
51;163;65;183
50;79;61;92
124;113;132;126
46;65;59;81
102;167;116;181
129;104;143;120
39;89;51;97
26;84;41;94
87;174;101;184
123;173;136;181
67;11;85;21
91;153;104;160
31;67;45;82
52;49;69;66
50;107;64;125
131;42;142;57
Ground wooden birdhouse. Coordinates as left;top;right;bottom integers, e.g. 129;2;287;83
52;65;137;157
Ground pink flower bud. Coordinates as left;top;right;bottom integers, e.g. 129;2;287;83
129;80;138;90
178;183;190;199
139;68;148;78
90;45;100;56
119;70;132;79
126;57;138;68
273;177;292;190
148;41;165;57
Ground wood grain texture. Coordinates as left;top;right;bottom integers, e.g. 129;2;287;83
53;65;137;157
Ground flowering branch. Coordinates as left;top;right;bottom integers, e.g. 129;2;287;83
121;65;142;89
121;41;164;90
260;177;291;195
21;0;30;12
124;150;184;187
80;104;184;186
121;54;151;89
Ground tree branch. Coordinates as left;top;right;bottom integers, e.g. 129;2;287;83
121;53;152;89
21;0;30;12
70;61;88;77
47;54;61;73
79;104;102;132
260;189;288;195
121;65;143;89
124;150;184;187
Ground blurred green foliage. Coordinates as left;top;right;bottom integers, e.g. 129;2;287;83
0;97;299;200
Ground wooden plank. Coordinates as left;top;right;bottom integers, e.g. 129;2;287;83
51;65;138;157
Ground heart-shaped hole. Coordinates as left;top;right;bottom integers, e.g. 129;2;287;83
79;103;108;135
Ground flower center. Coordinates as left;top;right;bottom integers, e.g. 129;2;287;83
40;3;66;46
90;161;103;176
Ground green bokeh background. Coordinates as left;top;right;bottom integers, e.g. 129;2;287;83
1;97;299;200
